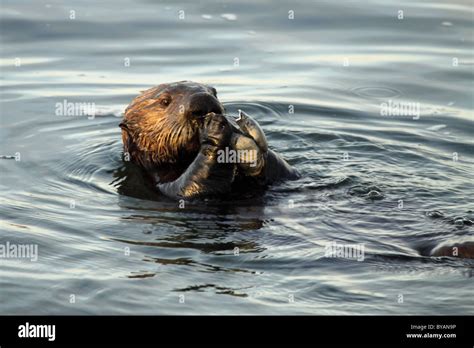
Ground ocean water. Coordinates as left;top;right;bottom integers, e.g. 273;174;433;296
0;0;473;314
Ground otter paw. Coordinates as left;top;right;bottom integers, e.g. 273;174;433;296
199;112;232;148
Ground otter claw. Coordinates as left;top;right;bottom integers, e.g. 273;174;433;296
199;112;232;147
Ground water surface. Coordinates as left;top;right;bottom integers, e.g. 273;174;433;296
0;0;473;314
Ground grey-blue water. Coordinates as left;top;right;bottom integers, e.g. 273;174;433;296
0;0;473;314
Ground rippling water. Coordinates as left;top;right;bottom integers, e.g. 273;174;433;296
1;0;473;314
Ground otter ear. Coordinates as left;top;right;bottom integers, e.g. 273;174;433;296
209;86;218;97
119;122;129;131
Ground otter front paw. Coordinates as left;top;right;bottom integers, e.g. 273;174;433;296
199;112;232;148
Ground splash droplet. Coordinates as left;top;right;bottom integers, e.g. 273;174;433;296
221;13;237;21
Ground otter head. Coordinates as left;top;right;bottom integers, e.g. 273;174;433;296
121;81;224;165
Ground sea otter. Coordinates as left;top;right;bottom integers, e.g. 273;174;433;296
120;81;299;199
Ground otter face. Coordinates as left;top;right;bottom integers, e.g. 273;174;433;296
122;81;225;165
156;81;224;122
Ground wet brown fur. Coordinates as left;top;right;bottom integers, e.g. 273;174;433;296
120;81;223;182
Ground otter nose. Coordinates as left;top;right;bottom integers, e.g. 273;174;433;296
186;92;224;119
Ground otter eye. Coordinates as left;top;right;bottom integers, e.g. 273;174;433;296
160;97;171;107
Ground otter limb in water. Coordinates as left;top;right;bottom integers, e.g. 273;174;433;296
120;81;299;199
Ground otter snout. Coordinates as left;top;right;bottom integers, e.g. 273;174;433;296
186;92;224;120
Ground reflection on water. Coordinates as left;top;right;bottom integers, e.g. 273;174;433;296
0;0;473;314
